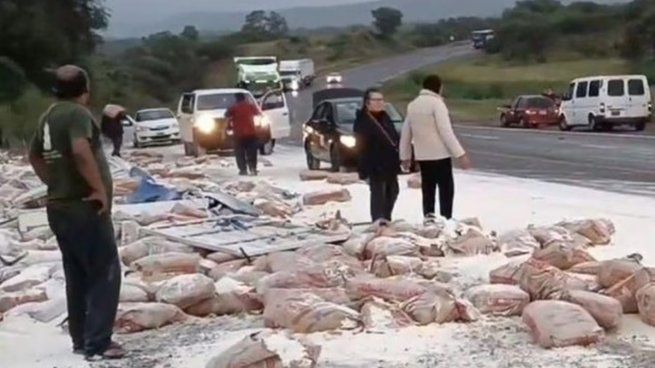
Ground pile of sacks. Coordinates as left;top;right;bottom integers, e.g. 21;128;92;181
477;218;655;348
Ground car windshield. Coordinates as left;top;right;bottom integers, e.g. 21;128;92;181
196;93;255;111
335;100;403;124
279;71;297;76
526;98;555;109
237;58;276;66
136;109;173;122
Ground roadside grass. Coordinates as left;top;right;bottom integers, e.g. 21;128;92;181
0;87;53;147
383;55;633;122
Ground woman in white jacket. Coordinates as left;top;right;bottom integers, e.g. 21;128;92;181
400;75;471;221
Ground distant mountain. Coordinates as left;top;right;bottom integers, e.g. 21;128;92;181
105;0;631;39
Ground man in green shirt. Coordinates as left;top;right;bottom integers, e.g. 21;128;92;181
29;65;124;360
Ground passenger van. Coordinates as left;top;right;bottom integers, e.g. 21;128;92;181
559;75;652;131
177;89;290;156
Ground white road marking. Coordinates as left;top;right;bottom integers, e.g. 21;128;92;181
467;149;651;175
457;124;655;140
459;133;500;140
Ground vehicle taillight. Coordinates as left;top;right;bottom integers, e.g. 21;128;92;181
600;102;606;114
649;101;653;112
526;110;536;115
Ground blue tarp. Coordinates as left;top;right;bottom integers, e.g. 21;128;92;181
126;175;182;204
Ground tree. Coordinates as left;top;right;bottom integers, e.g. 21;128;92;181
0;0;108;92
371;7;403;38
241;10;289;41
181;25;200;41
268;11;289;38
242;10;269;35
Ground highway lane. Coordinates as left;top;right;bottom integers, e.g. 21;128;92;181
284;42;475;142
280;42;653;197
457;126;655;196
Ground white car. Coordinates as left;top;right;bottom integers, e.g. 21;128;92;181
326;72;343;84
132;108;181;148
559;75;652;132
177;88;291;157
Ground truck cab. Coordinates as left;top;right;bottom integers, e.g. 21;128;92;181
234;57;282;98
177;89;291;157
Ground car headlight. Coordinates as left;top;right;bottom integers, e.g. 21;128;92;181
194;115;215;134
340;135;356;148
255;115;271;127
136;125;148;132
290;80;299;91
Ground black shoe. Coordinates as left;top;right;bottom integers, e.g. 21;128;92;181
85;341;126;361
238;171;248;176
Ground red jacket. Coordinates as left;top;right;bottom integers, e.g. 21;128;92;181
226;101;259;138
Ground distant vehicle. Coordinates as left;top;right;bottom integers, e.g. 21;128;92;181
132;108;181;148
326;72;343;85
559;75;652;131
234;56;282;98
471;29;495;49
499;96;559;128
177;88;290;157
279;59;315;91
303;88;412;172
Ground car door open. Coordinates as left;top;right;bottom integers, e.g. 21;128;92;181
260;90;291;141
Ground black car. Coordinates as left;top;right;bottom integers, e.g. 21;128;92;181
303;88;407;172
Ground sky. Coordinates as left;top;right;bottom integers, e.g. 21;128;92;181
104;0;372;19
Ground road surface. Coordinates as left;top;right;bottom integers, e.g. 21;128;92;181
285;42;475;141
284;43;654;197
457;126;655;196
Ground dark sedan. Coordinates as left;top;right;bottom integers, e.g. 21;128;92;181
303;88;406;172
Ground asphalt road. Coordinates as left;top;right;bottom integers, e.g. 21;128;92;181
283;43;655;197
457;126;655;196
285;42;475;142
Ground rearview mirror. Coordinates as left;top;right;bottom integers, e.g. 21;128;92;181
561;93;572;102
121;119;133;127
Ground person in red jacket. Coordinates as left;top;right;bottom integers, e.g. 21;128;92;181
226;93;260;176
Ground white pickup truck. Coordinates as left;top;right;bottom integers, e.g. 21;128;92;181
177;88;291;156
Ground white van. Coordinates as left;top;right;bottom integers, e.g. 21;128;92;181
559;75;652;131
177;89;290;156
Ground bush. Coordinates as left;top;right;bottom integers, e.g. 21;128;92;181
0;57;27;103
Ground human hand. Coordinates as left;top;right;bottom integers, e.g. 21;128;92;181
457;154;472;170
401;160;412;172
84;189;109;215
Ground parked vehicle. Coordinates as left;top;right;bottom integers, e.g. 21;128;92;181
499;96;559;128
279;59;315;91
303;88;411;172
132;108;181;148
326;72;343;85
234;56;282;98
559;75;652;131
177;89;290;157
471;29;495;49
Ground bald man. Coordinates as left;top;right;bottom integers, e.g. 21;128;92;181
28;65;124;360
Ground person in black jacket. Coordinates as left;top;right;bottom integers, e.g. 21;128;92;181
354;88;401;223
101;106;125;157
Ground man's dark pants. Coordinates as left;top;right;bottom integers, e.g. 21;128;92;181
419;158;455;219
47;202;121;356
235;136;258;174
111;135;122;157
369;175;399;222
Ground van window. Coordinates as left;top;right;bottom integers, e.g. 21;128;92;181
628;79;646;96
261;91;285;110
564;83;575;100
608;80;625;97
196;93;256;111
576;82;588;98
588;80;601;97
180;94;194;114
